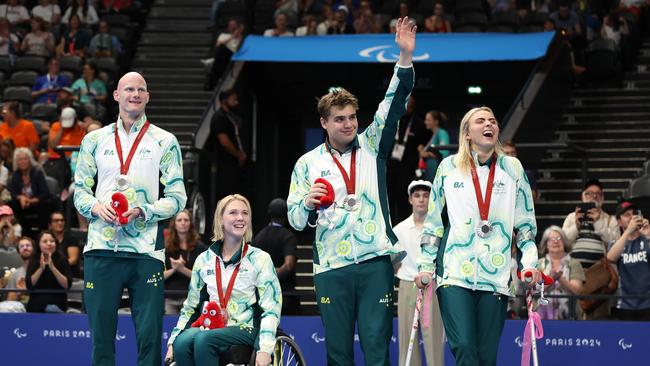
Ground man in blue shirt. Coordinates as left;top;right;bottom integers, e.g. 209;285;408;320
31;58;70;105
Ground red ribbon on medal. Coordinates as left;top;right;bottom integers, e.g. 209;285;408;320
326;143;356;195
114;120;151;175
469;155;496;222
215;243;249;318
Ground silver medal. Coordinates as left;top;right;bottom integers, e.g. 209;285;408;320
343;194;359;211
475;220;492;238
116;174;129;191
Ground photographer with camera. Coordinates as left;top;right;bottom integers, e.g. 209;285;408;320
562;178;619;249
607;201;650;320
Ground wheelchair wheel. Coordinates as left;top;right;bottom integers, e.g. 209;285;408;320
273;335;307;366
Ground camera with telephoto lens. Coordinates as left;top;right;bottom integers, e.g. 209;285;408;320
578;202;596;232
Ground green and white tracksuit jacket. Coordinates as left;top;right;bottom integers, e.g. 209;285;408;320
417;153;538;296
73;115;187;262
288;64;414;275
168;242;282;355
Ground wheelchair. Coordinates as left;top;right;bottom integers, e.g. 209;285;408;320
168;329;307;366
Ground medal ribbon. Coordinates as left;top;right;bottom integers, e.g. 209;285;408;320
215;243;249;312
469;154;496;222
326;142;356;194
114;120;151;175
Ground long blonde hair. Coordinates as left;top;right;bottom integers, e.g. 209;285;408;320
454;106;504;174
211;194;253;243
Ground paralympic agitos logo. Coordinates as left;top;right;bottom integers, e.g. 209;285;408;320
359;45;430;62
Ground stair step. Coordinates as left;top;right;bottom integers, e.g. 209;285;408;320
146;74;205;83
559;120;650;130
566;104;650;113
138;67;205;76
149;7;211;18
572;88;650;97
147;114;203;124
139;33;211;46
554;129;650;140
564;111;650;121
537;189;625;201
539;157;646;169
571;96;650;105
536;178;631;190
134;59;205;68
138;46;209;54
149;99;208;107
153;90;213;99
535;201;617;214
545;148;650;160
537;167;638;179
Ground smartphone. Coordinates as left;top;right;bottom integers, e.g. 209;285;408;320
635;209;643;219
579;202;596;213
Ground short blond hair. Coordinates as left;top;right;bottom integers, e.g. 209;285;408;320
317;87;359;118
211;194;253;243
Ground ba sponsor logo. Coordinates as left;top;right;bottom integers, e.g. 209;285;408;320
321;170;331;177
138;148;153;160
206;269;215;276
13;328;27;339
85;281;94;289
453;182;464;188
320;296;331;304
104;149;115;156
492;180;506;194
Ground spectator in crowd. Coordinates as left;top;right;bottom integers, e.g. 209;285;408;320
252;198;299;315
489;0;515;14
274;0;299;26
601;11;629;47
0;102;39;154
88;20;122;58
165;194;281;366
48;86;93;126
317;5;336;35
550;1;582;38
0;138;14;171
390;2;411;33
61;0;99;26
300;0;323;15
31;0;62;29
393;180;443;366
354;0;380;33
0;159;8;203
32;57;71;105
502;140;538;201
7;147;53;233
0;18;19;56
327;5;355;34
71;61;108;120
607;201;650;320
163;209;207;314
48;211;81;278
56;14;90;58
562;178;619;246
416;110;449;182
387;95;428;223
44;107;85;197
100;0;135;14
0;236;33;312
211;89;247;201
536;225;585;320
296;13;318;35
20;16;55;57
25;230;72;312
0;205;21;250
424;2;452;33
0;0;30;27
203;18;244;90
264;12;294;37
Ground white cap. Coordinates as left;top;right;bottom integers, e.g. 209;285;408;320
60;107;76;128
407;180;432;196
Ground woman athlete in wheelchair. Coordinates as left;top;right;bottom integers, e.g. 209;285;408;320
166;194;305;366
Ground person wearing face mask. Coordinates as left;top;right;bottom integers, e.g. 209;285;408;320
415;106;541;366
393;180;443;366
211;89;247;202
562;178;620;247
287;18;416;366
25;230;72;312
166;195;281;366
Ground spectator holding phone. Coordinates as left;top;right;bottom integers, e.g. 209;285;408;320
562;178;619;247
607;201;650;320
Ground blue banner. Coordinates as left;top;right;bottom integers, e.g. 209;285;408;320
1;314;648;365
232;33;555;63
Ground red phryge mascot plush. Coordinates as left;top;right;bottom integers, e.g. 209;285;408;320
314;177;335;209
111;192;129;225
191;301;226;330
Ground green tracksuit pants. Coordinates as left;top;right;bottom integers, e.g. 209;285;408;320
314;255;394;366
84;252;164;366
173;325;259;366
437;285;508;366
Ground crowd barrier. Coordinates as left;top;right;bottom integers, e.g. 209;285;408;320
1;314;649;365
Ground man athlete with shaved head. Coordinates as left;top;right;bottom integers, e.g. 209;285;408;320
74;72;187;366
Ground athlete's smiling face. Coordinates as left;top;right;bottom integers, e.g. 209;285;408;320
466;110;499;152
321;104;358;151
